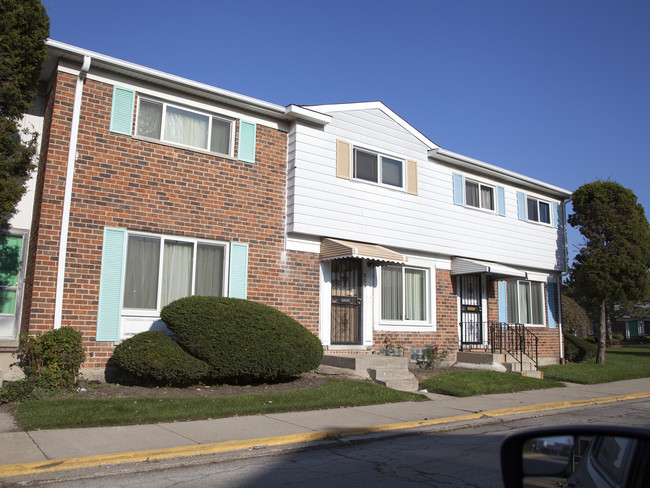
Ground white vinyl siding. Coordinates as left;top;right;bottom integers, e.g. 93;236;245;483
289;106;565;270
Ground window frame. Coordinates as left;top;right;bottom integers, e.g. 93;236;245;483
121;230;229;316
379;265;430;325
506;279;546;326
135;96;235;157
465;178;496;212
526;196;552;225
352;147;405;190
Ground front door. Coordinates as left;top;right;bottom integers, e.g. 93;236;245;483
459;274;483;346
331;259;363;345
0;233;26;340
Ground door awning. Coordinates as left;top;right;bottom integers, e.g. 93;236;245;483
320;238;407;264
451;257;526;278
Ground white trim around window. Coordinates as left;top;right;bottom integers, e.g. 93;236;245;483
353;146;405;190
121;230;230;316
135;96;235;157
526;196;552;225
375;258;436;332
465;178;496;212
506;279;546;327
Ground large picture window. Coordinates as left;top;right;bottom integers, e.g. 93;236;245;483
381;266;427;322
353;148;404;189
506;280;545;325
123;233;226;311
136;97;233;155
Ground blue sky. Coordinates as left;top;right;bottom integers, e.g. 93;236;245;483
45;0;650;261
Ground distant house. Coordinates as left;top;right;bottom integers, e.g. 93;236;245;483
1;41;572;380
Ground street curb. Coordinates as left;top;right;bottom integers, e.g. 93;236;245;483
2;391;649;478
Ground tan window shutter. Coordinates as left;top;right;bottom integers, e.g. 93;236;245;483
406;160;418;195
336;140;351;179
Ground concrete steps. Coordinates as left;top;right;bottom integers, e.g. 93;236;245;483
320;354;419;392
456;351;543;379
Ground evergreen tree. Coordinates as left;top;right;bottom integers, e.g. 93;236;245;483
569;180;650;363
0;0;49;228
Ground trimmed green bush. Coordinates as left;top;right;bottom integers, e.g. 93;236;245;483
564;332;598;363
112;331;209;386
161;296;323;383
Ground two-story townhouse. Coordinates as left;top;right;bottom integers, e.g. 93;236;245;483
286;102;572;366
0;40;328;380
2;40;572;381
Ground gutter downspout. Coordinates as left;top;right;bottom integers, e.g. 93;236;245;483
557;199;571;362
53;55;91;329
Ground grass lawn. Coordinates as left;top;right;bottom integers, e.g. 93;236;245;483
419;370;564;397
13;379;425;431
541;345;650;384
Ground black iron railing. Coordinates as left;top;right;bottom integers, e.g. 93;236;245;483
459;321;539;371
489;322;539;371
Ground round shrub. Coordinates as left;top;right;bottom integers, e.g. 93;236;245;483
112;330;209;386
563;332;598;363
161;296;323;383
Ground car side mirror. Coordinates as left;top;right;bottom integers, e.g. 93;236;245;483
501;426;650;488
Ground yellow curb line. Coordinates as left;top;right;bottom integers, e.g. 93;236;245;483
2;391;649;478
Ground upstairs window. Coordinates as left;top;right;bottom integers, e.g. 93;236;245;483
353;148;404;189
527;197;551;224
136;98;233;156
465;179;495;211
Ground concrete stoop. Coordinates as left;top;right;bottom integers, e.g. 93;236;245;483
456;351;542;378
320;354;419;392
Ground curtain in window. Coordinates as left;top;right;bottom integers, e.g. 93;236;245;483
518;281;532;324
354;149;378;183
195;244;224;296
161;240;193;307
527;198;538;221
465;181;479;207
124;236;160;309
539;202;550;224
481;185;494;210
381;267;402;320
164;106;209;149
210;117;231;154
405;268;426;320
506;281;517;323
381;156;403;187
136;99;163;138
531;282;544;324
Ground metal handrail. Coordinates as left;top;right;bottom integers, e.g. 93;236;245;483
488;322;539;371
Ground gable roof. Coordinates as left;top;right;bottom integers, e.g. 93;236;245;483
303;101;439;150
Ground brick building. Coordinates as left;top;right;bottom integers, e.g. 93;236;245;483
1;41;571;380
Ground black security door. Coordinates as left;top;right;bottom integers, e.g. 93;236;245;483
331;259;362;345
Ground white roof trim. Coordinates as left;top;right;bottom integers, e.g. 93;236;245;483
304;101;439;150
430;148;572;199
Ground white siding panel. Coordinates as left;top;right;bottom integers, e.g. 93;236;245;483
289;109;566;271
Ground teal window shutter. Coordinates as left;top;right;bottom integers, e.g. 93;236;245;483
497;281;507;323
452;173;464;206
229;242;249;299
96;227;126;341
552;202;560;228
238;120;256;163
497;186;506;216
547;282;557;329
109;86;135;135
517;191;527;220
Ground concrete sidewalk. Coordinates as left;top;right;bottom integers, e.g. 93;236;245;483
1;377;649;480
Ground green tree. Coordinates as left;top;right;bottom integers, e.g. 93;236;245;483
569;180;650;363
0;0;49;229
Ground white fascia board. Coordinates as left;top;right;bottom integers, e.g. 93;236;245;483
46;40;326;124
284;105;331;125
429;147;572;200
305;101;439;150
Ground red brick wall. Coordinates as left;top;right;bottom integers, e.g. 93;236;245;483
24;72;318;367
370;269;459;362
